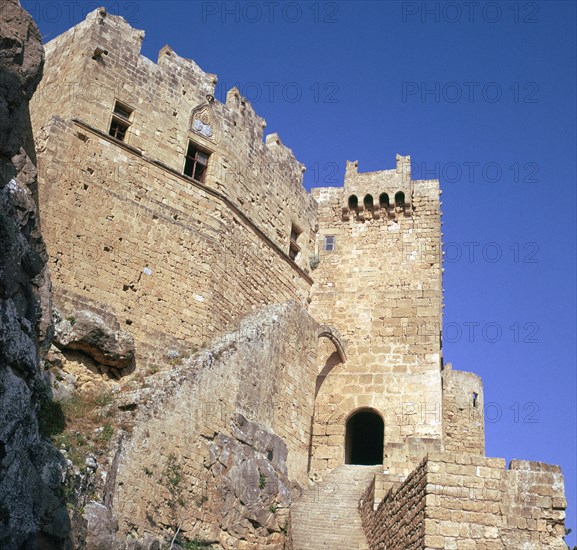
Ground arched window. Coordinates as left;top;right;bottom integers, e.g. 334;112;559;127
395;191;405;208
363;194;374;210
345;409;384;465
379;193;390;209
348;194;358;210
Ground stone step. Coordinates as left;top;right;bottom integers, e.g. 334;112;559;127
291;465;380;550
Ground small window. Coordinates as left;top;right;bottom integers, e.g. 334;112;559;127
109;119;129;141
363;194;374;209
379;193;390;209
324;235;335;252
348;194;358;209
113;103;132;120
109;101;133;142
289;244;299;261
289;223;302;261
184;142;210;182
395;191;405;207
472;392;478;408
290;224;301;243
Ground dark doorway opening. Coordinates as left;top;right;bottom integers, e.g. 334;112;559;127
345;409;384;465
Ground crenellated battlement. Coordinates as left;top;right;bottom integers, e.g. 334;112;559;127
30;7;319;372
341;155;417;221
32;8;317;278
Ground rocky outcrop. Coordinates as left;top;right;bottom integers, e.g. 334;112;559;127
84;502;119;550
0;1;70;548
207;414;292;543
54;309;136;374
0;0;44;159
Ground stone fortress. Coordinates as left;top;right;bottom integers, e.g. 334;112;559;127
27;7;567;550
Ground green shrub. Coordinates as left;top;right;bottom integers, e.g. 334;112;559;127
178;539;212;549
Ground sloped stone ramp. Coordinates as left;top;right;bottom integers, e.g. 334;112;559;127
291;465;381;550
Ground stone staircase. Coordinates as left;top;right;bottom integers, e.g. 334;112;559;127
291;465;381;550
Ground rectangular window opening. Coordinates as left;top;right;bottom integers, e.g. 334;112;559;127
289;223;302;261
289;242;299;261
184;142;210;183
109;100;133;142
290;223;302;244
113;102;132;120
324;235;335;251
109;119;129;141
472;392;478;408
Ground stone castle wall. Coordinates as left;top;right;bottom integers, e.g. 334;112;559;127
359;452;567;550
110;302;319;548
29;7;489;475
30;8;317;369
31;9;318;254
360;458;427;548
442;364;485;455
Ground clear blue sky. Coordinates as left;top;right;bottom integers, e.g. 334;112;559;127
24;0;576;543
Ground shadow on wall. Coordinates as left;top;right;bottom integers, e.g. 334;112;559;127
315;351;341;397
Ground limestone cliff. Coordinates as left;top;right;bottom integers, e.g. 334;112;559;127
0;1;70;547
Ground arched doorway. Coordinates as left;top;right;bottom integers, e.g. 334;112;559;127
345;409;384;465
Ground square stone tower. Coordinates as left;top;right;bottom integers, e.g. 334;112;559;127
309;155;484;478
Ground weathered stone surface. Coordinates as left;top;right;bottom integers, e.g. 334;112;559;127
54;309;135;372
208;414;291;536
45;345;78;400
29;8;317;376
84;501;119;550
0;0;44;158
292;464;379;550
308;158;448;479
0;1;69;548
110;302;316;549
358;453;568;550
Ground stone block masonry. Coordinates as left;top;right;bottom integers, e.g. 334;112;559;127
359;452;567;550
31;8;317;371
110;302;319;548
360;458;427;549
309;158;447;478
442;364;484;456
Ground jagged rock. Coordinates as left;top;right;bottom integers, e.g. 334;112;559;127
84;502;119;550
54;310;135;372
85;456;98;471
45;345;78;400
0;0;44;158
208;415;291;538
230;414;289;472
0;368;69;549
0;2;70;548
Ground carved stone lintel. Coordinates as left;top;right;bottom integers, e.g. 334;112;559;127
190;103;219;144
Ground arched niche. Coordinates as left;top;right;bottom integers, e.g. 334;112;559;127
394;191;405;208
363;194;374;210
